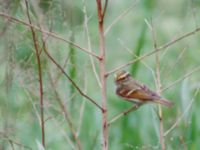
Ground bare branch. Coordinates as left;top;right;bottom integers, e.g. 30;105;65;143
118;39;157;83
43;45;103;111
147;19;166;150
161;66;200;92
158;28;200;50
164;88;200;136
106;26;200;77
1;136;32;150
82;0;101;87
162;47;186;81
25;0;45;147
96;0;108;149
77;68;87;136
102;0;109;19
0;12;101;60
108;103;143;126
48;70;82;150
104;1;138;35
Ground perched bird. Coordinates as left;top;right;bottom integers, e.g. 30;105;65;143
114;70;173;107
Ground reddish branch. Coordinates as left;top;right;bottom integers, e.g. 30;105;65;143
25;0;45;147
96;0;108;149
102;0;109;19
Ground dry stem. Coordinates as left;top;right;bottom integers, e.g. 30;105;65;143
43;47;103;111
0;12;100;60
25;0;45;147
82;0;101;87
164;88;200;136
161;66;200;92
104;1;138;35
45;43;82;150
108;103;143;126
106;26;200;77
148;19;165;150
96;0;108;149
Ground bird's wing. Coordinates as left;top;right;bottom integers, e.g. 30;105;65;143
125;89;154;100
126;83;161;100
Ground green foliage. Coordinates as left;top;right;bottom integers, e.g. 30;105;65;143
39;0;53;13
130;24;146;76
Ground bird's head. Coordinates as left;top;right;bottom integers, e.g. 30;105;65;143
114;70;131;84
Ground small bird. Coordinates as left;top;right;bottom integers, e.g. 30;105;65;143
114;70;173;107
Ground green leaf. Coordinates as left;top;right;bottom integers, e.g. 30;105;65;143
130;24;146;76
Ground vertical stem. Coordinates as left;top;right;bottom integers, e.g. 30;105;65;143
156;54;165;150
25;0;45;147
150;21;165;150
96;0;108;149
82;0;101;87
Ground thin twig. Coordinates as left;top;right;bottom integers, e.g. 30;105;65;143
96;0;108;149
106;26;200;77
48;70;82;150
45;110;76;149
118;39;157;84
161;66;200;92
108;103;143;126
23;88;41;133
44;28;82;149
0;12;100;60
54;50;71;85
43;45;103;111
158;28;200;51
24;82;74;148
162;47;186;82
25;0;45;147
147;19;166;150
77;100;85;135
77;67;87;136
82;0;101;87
104;1;138;35
157;55;166;150
105;47;167;77
1;137;32;150
102;0;109;19
90;130;101;150
164;88;200;136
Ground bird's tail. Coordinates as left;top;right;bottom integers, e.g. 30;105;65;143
153;99;174;108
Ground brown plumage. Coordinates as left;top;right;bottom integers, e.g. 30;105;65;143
114;70;173;107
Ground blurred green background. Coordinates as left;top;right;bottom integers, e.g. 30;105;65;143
0;0;200;149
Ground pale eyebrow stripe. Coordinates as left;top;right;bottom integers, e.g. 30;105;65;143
119;72;129;78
